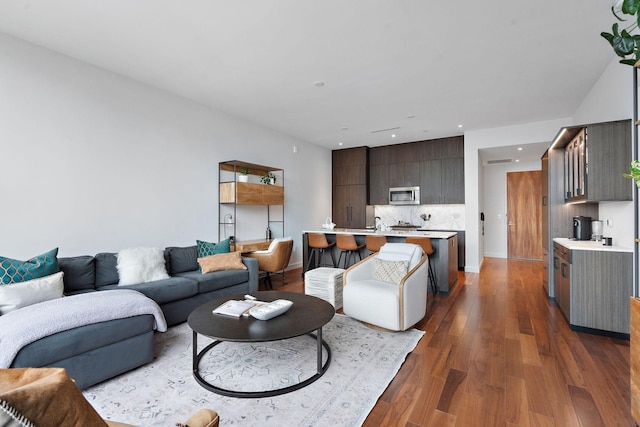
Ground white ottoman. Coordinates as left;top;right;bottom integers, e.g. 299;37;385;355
304;267;345;310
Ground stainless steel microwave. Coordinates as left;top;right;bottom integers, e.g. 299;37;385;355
389;186;420;205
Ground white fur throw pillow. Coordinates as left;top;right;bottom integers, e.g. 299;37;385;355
117;247;169;286
0;271;64;315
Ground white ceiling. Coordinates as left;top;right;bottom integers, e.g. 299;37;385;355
0;1;616;155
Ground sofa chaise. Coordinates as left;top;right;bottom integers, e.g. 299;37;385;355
2;245;258;389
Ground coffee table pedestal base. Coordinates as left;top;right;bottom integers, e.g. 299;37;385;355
192;328;331;398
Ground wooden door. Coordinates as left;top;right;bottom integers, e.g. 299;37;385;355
507;171;542;260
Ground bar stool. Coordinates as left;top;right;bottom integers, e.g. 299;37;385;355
336;234;365;268
306;233;336;271
365;235;387;254
405;236;437;294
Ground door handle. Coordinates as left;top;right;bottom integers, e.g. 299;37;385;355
542;195;547;206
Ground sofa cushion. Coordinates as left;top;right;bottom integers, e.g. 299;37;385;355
0;248;59;285
0;272;65;315
165;245;198;275
196;239;230;258
97;277;198;305
175;268;250;294
94;253;119;287
59;256;95;293
12;315;154;367
117;247;169;286
198;252;247;274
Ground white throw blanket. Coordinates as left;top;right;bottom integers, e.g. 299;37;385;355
0;289;167;368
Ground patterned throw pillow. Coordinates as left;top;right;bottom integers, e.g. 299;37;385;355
0;248;59;285
197;239;230;258
372;258;409;285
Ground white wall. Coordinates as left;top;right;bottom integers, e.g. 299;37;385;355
464;118;571;272
0;33;332;268
482;160;541;258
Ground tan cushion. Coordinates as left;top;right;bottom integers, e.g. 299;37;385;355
198;252;247;274
0;368;108;427
372;258;408;285
183;408;220;427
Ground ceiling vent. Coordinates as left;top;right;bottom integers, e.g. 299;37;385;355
485;159;513;165
371;127;400;133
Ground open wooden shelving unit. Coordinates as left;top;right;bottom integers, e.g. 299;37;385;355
218;160;284;249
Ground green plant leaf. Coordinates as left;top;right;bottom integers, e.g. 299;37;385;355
623;0;640;15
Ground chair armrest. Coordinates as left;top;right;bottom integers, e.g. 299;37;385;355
343;254;376;285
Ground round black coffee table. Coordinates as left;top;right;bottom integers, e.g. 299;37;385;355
187;291;335;398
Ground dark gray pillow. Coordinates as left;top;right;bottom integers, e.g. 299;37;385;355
94;252;119;286
165;246;198;275
58;256;95;293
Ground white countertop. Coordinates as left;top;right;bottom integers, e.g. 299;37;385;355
553;237;632;253
304;229;457;239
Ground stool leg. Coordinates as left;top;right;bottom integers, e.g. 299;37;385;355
306;248;316;272
428;260;437;294
330;249;337;268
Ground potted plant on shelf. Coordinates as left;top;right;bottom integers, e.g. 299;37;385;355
260;172;276;185
238;167;249;182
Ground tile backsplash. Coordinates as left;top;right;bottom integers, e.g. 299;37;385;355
374;204;465;230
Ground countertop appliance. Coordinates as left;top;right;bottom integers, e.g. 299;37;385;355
573;216;592;240
591;220;603;241
389;186;420;205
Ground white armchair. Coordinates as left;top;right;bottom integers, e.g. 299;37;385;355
342;243;428;331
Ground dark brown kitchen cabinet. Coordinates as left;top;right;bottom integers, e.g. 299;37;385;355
333;184;367;228
442;157;464;203
369;163;389;205
419;159;442;204
332;147;369;228
389;162;420;188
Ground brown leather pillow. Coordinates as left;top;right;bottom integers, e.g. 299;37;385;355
0;368;108;426
198;252;247;274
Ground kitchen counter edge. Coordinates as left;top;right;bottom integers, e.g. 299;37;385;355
303;229;457;239
553;237;632;253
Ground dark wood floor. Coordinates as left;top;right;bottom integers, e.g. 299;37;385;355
266;257;632;426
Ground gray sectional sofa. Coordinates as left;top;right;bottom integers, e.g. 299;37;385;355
9;245;258;389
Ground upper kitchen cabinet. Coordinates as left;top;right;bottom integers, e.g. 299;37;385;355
558;119;632;203
368;136;465;205
332;147;369;228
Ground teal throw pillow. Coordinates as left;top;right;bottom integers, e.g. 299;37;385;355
197;239;230;258
0;248;60;285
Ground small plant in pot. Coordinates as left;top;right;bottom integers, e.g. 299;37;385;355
238;168;249;182
260;172;276;185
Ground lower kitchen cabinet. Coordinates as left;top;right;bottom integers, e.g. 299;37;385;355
433;235;458;293
553;240;632;336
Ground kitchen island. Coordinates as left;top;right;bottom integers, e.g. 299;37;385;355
302;228;459;294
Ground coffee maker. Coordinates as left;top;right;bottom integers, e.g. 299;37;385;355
573;216;592;240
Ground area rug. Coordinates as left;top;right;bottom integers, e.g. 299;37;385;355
83;314;424;426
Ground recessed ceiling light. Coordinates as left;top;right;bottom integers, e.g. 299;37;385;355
515;158;520;162
517;147;523;151
391;134;396;138
338;142;343;146
458;124;463;128
313;81;325;87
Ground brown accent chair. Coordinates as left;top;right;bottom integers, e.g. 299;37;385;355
0;367;219;427
306;233;336;271
245;237;293;289
336;234;366;268
405;236;437;294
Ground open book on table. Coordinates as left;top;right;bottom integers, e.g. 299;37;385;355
212;299;265;317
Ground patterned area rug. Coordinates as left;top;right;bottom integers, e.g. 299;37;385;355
84;314;424;426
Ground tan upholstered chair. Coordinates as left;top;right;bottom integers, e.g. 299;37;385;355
245;237;293;289
343;243;428;331
0;368;219;427
405;236;437;294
